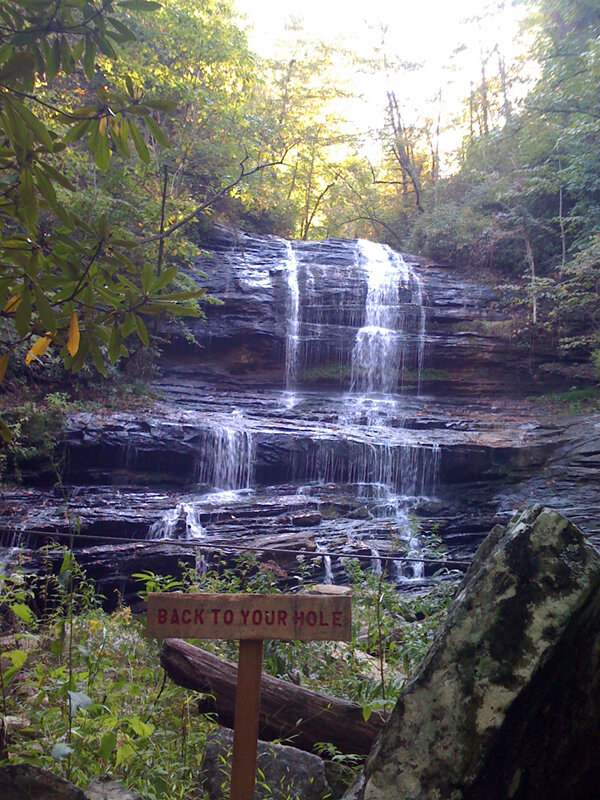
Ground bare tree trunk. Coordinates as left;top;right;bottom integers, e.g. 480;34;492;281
469;85;475;143
481;57;490;135
303;180;334;240
433;89;441;210
387;91;424;212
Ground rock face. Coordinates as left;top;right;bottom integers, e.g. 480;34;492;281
201;727;348;800
3;231;600;601
344;505;600;800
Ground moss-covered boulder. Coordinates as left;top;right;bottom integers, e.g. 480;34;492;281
345;504;600;800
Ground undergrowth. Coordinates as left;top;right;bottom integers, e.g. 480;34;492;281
0;549;454;799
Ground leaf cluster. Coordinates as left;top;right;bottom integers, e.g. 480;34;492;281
0;0;207;424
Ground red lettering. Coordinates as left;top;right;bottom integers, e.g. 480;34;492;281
306;610;317;626
265;610;275;625
241;609;250;625
211;609;219;624
277;610;287;626
181;609;191;624
194;609;204;624
293;611;305;625
319;610;329;627
158;608;167;624
170;609;180;625
332;611;342;627
252;610;262;625
223;609;234;625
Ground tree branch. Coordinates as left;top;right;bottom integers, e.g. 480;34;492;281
137;154;287;247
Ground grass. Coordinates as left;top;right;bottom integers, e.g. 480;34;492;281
537;385;600;414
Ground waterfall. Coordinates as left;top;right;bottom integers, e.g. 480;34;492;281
283;241;300;407
371;546;382;576
316;541;334;584
149;502;205;540
294;439;439;498
195;416;255;491
350;240;405;396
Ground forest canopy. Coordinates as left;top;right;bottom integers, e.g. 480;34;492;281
1;0;600;395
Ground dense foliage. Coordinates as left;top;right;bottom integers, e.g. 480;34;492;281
0;550;451;798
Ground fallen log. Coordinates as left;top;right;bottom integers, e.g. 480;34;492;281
160;638;388;755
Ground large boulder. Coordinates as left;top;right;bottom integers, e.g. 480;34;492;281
201;727;351;800
0;764;87;800
345;504;600;800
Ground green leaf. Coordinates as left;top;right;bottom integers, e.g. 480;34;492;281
10;98;54;150
33;166;58;209
46;38;61;83
18;168;37;229
41;163;75;191
108;324;122;364
142;263;153;293
14;287;32;337
127;119;150;163
100;730;117;762
144;99;178;112
70;337;90;372
58;550;73;586
63;119;93;144
135;315;149;346
10;603;34;625
144;115;170;147
93;124;111;172
34;284;57;332
109;116;130;158
60;36;73;74
149;265;177;293
83;37;95;81
115;741;135;767
128;717;154;738
1;649;27;685
121;312;136;337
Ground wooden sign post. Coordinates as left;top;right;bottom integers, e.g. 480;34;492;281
147;593;352;800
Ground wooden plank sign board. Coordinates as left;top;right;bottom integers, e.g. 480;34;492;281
146;592;352;800
146;592;352;641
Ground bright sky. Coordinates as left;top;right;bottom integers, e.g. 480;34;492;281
233;0;529;163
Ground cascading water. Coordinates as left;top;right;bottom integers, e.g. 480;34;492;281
334;239;436;582
148;415;254;540
145;235;438;584
283;241;300;407
149;502;205;540
350;240;406;396
195;417;255;491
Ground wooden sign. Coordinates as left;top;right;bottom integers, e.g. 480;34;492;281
146;592;352;641
147;592;352;800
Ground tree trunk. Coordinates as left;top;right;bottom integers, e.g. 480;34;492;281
160;638;388;755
